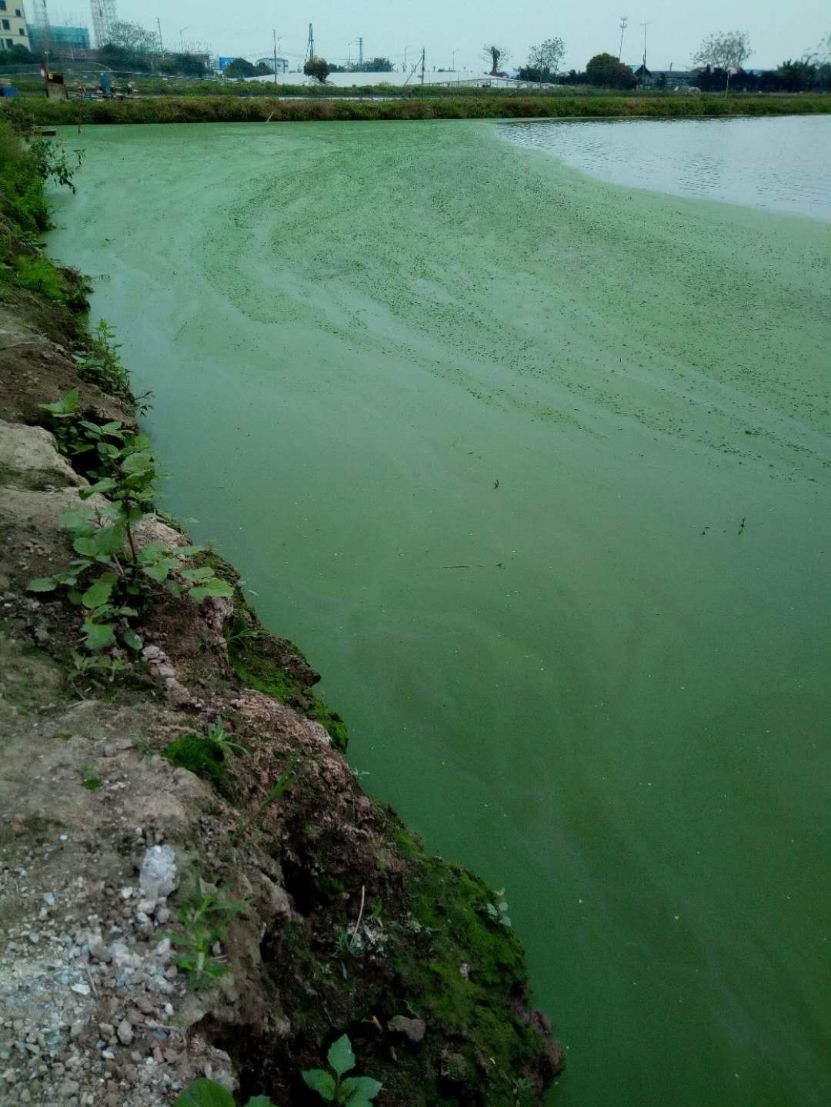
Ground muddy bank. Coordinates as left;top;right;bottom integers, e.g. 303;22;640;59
0;121;563;1106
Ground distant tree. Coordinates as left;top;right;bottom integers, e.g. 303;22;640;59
585;52;636;88
692;30;752;92
560;68;588;85
0;43;34;63
351;57;394;72
524;37;566;81
481;44;509;76
105;21;159;54
97;43;153;72
159;52;208;77
223;57;258;78
304;56;331;83
776;58;817;91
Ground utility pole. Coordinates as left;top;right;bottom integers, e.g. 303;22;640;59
618;15;628;60
273;29;278;85
306;23;315;62
640;21;649;74
420;47;426;87
156;17;163;52
358;36;363;66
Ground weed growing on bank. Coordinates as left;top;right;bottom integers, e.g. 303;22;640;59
173;1033;382;1107
168;880;245;990
174;1080;276;1106
302;1035;383;1106
28;388;234;651
74;319;132;398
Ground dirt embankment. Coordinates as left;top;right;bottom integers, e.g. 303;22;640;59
0;127;564;1106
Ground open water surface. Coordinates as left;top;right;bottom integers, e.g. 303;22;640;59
502;114;831;221
49;119;831;1107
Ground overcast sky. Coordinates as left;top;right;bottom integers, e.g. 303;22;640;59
55;1;829;71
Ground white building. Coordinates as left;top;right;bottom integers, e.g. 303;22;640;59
0;0;31;52
256;56;289;74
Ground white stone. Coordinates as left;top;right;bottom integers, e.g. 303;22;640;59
138;846;177;902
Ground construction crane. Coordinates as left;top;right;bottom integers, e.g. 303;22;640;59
29;1;51;57
90;0;118;49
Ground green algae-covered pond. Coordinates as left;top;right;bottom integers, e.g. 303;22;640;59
50;119;831;1107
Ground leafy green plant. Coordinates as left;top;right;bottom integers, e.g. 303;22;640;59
169;881;245;990
29;391;234;651
74;320;132;397
174;1078;276;1107
69;650;129;687
485;888;512;929
26;135;84;193
302;1035;382;1106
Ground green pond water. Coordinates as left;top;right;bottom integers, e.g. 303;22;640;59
49;121;831;1107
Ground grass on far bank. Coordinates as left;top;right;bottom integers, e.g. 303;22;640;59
3;92;830;126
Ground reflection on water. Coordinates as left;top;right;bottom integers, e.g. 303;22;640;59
502;115;831;221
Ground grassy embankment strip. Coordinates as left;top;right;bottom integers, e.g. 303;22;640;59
4;92;830;125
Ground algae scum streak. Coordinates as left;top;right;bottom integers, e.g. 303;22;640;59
49;118;831;1107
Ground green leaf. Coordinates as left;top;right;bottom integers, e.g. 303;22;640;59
40;387;79;416
121;449;155;474
27;577;58;592
142;561;174;583
121;627;143;652
81;575;115;609
245;1098;278;1107
302;1069;337;1101
83;620;116;651
341;1077;382;1103
327;1035;356;1078
189;578;234;602
173;1078;236;1107
138;541;168;561
180;567;215;583
84;477;118;495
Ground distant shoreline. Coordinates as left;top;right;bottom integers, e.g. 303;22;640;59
5;92;830;126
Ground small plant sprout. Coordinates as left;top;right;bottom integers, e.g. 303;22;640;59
174;1077;277;1106
486;889;512;929
302;1034;383;1105
202;718;247;756
169;880;245;990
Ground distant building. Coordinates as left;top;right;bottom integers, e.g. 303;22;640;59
28;24;91;56
256;56;288;74
0;1;31;52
